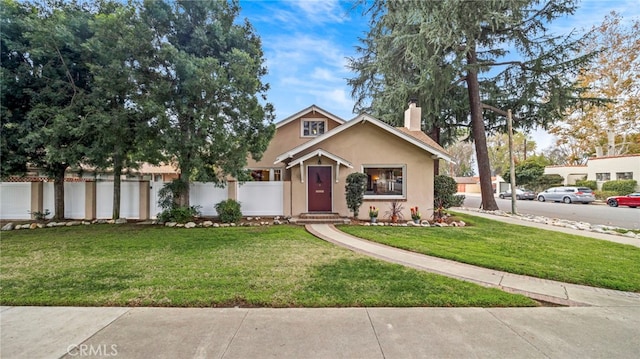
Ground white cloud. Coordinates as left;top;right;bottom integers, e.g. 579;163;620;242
291;0;350;24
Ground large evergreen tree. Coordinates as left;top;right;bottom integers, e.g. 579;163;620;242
83;1;161;219
349;0;593;210
141;0;275;207
1;0;95;219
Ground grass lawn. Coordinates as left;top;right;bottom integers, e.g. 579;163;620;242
0;224;535;307
339;212;640;292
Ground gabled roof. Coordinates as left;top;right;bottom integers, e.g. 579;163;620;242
285;149;353;169
274;113;452;164
275;104;346;129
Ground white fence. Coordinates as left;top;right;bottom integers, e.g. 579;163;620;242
0;183;32;219
1;180;285;220
238;182;284;216
96;182;141;219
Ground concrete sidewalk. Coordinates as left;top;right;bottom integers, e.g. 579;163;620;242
2;306;639;358
306;224;640;307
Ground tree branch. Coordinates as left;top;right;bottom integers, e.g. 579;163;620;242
481;103;509;117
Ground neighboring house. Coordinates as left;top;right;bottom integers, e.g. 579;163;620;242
246;101;451;220
544;154;640;190
454;176;504;194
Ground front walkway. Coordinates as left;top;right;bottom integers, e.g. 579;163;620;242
306;224;640;307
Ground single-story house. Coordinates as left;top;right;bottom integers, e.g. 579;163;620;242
544;154;640;190
1;102;451;221
246;101;451;220
454;176;505;194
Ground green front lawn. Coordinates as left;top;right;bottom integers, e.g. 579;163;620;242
339;212;640;292
0;224;535;307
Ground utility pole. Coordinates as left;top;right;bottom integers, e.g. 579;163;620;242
507;109;516;215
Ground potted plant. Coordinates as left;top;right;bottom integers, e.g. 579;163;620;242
369;206;379;223
386;201;404;223
410;207;421;224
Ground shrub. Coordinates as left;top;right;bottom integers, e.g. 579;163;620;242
575;179;597;190
535;174;564;191
28;209;51;221
602;180;637;195
594;190;618;200
158;206;201;223
434;175;463;209
345;172;368;217
215;199;242;223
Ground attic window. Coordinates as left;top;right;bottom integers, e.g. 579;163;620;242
302;120;325;137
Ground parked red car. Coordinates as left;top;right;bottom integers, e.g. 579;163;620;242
606;193;640;208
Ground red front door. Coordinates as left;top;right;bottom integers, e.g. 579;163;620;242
308;166;332;212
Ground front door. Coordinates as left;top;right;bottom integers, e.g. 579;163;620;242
308;166;332;212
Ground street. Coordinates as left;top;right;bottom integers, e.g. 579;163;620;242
462;194;640;230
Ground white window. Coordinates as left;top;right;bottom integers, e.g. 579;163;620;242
596;173;610;181
302;120;325;137
250;169;283;182
363;165;406;198
616;172;633;180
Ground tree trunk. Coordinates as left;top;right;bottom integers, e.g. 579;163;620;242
466;45;498;210
112;155;122;219
52;164;67;220
177;170;190;208
428;124;441;175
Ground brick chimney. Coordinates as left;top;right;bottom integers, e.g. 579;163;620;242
404;98;421;131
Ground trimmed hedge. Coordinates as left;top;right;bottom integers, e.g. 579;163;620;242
602;180;637;195
575;179;597;190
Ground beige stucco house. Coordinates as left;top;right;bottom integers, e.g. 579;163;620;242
544;154;640;190
246;102;451;220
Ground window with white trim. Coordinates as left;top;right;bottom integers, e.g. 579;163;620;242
302;120;325;137
616;172;633;180
250;169;283;182
596;173;610;181
363;165;406;198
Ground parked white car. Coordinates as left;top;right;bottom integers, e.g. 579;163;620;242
536;186;595;204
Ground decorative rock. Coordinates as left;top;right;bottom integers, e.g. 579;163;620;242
115;218;127;224
184;222;196;229
29;223;38;229
624;231;636;238
55;222;66;227
273;220;282;225
363;222;370;226
203;221;213;227
247;217;253;221
66;221;81;226
165;222;177;227
221;223;230;227
82;221;92;225
230;223;236;227
37;223;44;229
213;223;220;228
107;219;115;224
46;222;57;228
1;223;14;231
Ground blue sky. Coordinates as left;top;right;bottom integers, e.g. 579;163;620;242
238;0;640;149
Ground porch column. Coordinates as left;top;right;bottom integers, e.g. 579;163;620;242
299;161;304;183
